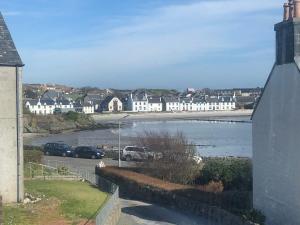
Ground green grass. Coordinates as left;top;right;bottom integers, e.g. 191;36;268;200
4;180;108;225
25;180;108;219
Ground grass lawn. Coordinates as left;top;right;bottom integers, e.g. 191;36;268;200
4;180;108;225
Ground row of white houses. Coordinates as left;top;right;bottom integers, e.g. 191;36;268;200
25;98;94;115
128;93;236;112
25;94;236;115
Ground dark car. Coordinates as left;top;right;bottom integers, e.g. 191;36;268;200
73;146;105;159
43;143;73;157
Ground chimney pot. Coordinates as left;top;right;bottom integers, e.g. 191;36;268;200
294;0;300;18
289;0;295;19
284;3;290;21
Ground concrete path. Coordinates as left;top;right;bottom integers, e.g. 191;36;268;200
118;199;213;225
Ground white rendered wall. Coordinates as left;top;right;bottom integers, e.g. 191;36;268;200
0;66;23;203
253;63;300;225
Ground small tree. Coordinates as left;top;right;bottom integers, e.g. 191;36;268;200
136;131;202;185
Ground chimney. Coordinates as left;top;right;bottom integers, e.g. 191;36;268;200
284;3;290;21
289;0;294;19
294;0;300;17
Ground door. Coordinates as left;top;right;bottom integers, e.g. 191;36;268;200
113;100;118;112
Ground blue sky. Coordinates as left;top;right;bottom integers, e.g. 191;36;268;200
1;0;282;89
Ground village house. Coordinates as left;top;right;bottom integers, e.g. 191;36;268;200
148;96;163;112
25;98;56;115
180;97;194;111
25;97;74;115
100;96;123;112
162;97;180;111
128;91;149;112
74;102;94;114
192;97;207;111
84;93;105;112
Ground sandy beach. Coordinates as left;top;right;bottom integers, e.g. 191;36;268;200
92;110;253;122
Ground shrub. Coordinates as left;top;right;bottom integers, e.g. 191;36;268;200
135;131;202;185
196;158;252;191
64;111;80;121
24;150;43;164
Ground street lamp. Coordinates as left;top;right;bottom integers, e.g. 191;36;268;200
118;115;130;167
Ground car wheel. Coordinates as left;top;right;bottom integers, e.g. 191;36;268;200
75;154;79;158
125;155;132;161
91;155;96;159
62;153;66;157
45;151;50;156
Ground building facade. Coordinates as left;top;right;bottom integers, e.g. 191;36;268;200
0;13;24;203
148;97;163;112
253;2;300;224
100;96;123;112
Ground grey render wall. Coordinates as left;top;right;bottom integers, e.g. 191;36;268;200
253;63;300;225
0;66;23;203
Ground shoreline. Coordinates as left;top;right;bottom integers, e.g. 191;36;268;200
93;110;253;122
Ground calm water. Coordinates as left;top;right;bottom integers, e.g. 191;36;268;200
122;117;252;158
29;116;252;158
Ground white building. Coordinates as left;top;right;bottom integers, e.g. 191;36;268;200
162;97;180;111
25;99;56;115
74;102;94;114
180;98;193;111
253;3;300;225
128;92;149;112
101;96;123;112
148;97;162;112
25;98;74;115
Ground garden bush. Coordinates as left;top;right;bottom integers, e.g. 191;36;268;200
196;158;252;191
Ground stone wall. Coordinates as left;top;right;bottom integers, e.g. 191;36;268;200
96;167;255;225
95;175;121;225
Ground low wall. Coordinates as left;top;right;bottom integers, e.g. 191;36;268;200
96;167;255;225
95;175;121;225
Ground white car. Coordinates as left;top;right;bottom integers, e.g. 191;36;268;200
122;146;155;161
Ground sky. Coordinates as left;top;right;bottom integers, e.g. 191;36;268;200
1;0;283;90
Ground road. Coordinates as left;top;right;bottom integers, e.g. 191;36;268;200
43;156;212;225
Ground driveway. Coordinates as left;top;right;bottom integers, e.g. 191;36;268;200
43;156;212;225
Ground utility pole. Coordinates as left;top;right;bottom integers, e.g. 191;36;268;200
118;115;130;167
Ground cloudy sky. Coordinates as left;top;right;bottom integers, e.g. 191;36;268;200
1;0;282;89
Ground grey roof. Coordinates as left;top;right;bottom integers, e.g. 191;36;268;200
180;97;193;103
40;98;55;105
148;97;162;104
235;96;256;104
57;98;71;105
0;13;23;67
26;99;38;105
162;97;180;103
42;90;62;99
132;93;148;101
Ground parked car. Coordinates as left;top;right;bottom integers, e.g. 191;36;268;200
73;146;105;159
43;143;73;157
122;146;158;161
